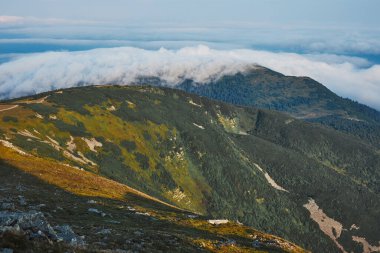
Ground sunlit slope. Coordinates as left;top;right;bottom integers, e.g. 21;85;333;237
0;85;379;253
0;145;307;253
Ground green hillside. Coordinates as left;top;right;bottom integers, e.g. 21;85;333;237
176;66;380;148
0;85;379;253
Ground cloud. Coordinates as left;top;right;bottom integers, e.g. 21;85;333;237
0;15;101;26
0;45;379;110
2;18;380;57
0;16;24;24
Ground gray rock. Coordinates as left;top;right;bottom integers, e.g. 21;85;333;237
87;200;97;204
0;203;15;210
0;211;85;247
0;248;13;253
88;208;107;217
0;211;56;239
54;225;85;247
96;228;112;235
133;230;144;236
88;208;101;214
107;220;121;224
18;196;27;206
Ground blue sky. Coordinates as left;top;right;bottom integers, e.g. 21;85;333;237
1;0;379;28
1;0;380;57
1;0;380;110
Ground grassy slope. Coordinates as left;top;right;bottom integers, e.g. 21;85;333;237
0;145;305;253
0;85;379;253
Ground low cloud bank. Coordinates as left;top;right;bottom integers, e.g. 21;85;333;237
0;45;379;110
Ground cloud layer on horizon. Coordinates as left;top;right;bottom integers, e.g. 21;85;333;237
1;15;380;58
0;45;380;111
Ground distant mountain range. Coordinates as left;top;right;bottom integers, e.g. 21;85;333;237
1;83;379;253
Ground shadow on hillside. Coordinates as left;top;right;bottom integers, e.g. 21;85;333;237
0;161;290;253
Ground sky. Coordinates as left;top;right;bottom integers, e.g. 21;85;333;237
0;0;380;110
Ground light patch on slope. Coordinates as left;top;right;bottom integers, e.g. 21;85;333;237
77;151;97;166
285;119;294;125
126;100;136;109
63;163;84;171
62;150;96;166
303;198;347;253
188;99;202;107
40;135;97;166
350;224;360;231
18;129;40;139
35;113;44;119
66;136;76;153
170;188;187;201
193;123;205;129
82;137;102;153
208;219;229;225
45;135;60;150
107;105;116;111
352;236;380;253
254;163;288;192
0;104;18;112
0;140;29;156
263;173;289;192
19;96;49;104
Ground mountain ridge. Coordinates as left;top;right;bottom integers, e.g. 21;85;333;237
1;85;379;253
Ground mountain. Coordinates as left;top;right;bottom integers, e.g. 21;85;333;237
0;85;379;253
171;66;380;148
0;145;304;253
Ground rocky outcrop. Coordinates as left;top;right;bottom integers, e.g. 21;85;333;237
0;210;85;247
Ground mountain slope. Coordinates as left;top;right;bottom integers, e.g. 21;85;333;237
0;145;305;253
174;66;380;148
0;85;379;253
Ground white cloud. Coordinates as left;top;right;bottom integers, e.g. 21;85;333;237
0;45;379;110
